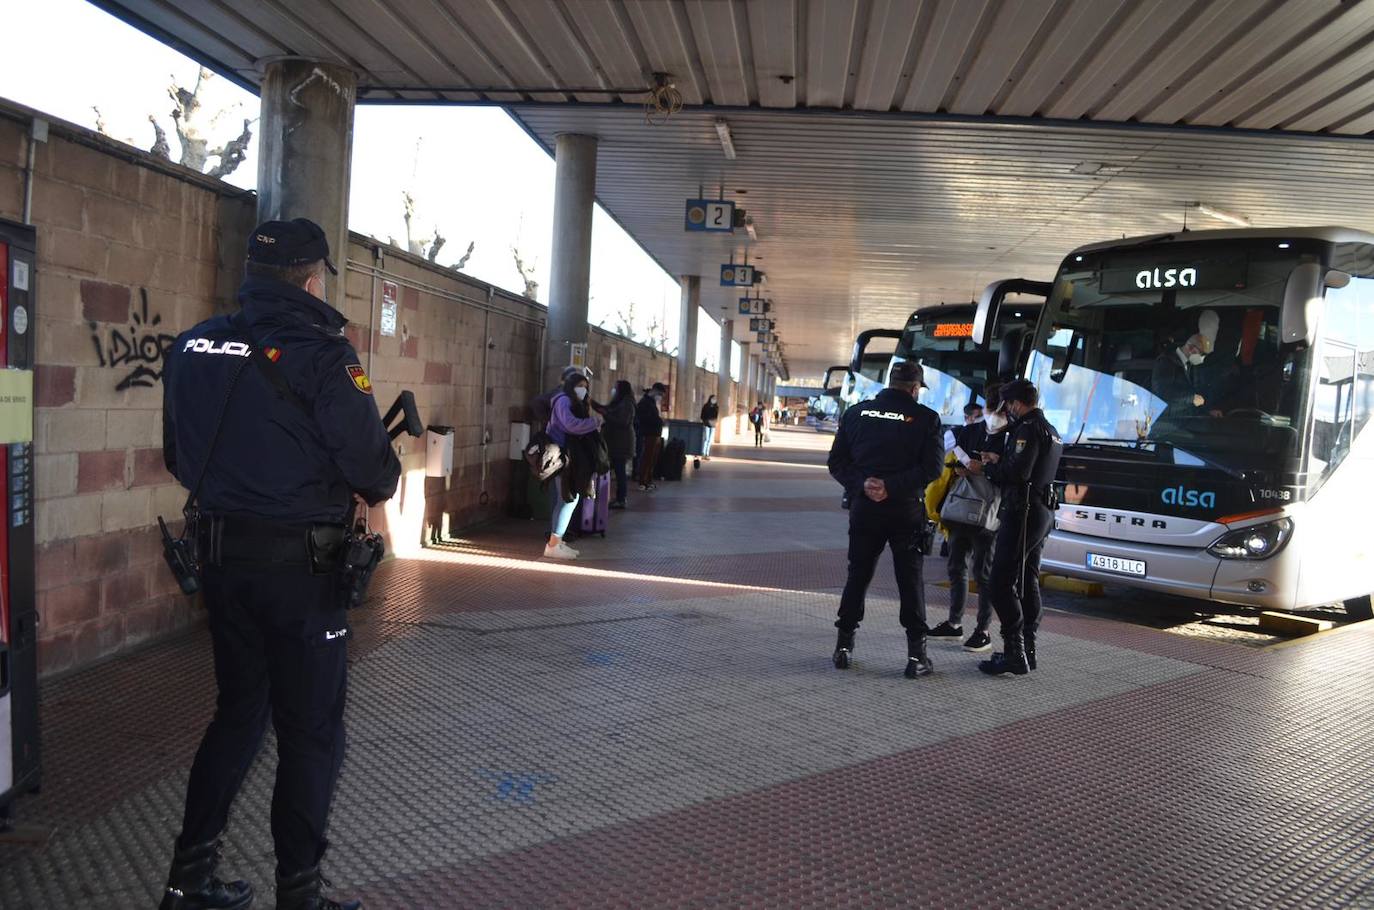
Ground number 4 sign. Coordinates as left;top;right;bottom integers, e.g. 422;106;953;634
685;199;735;233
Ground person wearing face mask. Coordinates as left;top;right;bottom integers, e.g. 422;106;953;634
159;219;401;910
700;395;720;460
544;372;604;559
1152;329;1217;419
965;379;1063;677
635;383;668;490
926;388;1004;653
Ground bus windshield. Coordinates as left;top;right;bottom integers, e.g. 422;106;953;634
892;306;1038;423
1026;244;1312;471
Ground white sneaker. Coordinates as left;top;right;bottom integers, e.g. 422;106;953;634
543;542;578;560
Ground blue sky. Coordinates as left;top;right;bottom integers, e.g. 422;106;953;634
0;0;735;365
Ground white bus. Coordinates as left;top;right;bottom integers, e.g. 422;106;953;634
1026;227;1374;617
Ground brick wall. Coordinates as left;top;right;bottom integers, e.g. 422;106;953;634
0;107;255;674
1;102;692;674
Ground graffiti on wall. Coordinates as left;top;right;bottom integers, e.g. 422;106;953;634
90;289;177;390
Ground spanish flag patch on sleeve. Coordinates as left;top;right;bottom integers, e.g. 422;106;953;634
346;364;373;394
264;346;282;363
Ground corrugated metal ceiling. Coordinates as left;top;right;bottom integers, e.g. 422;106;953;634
96;0;1374;134
91;0;1374;374
511;106;1374;373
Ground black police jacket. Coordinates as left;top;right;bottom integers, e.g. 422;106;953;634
828;388;944;508
162;276;402;525
984;407;1063;510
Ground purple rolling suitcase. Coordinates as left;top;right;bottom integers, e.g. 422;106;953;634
580;472;611;537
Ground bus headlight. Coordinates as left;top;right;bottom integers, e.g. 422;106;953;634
1206;518;1293;560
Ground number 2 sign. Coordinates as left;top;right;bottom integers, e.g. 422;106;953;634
685;199;735;233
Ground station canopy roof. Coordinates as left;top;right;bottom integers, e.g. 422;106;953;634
95;0;1374;377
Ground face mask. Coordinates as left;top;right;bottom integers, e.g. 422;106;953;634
986;413;1007;432
574;387;588;401
1187;352;1205;366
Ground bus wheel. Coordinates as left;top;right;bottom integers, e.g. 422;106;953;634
1344;595;1373;621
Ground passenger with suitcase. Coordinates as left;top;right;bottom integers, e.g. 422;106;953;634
927;391;1006;653
700;396;720;460
635;383;667;490
543;372;603;560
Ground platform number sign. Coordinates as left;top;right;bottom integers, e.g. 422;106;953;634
685;199;735;233
721;264;755;287
739;297;763;315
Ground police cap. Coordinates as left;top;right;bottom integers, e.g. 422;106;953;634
888;360;923;386
247;218;338;275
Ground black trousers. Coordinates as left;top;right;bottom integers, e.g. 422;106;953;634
989;502;1055;646
836;503;927;636
946;528;994;631
179;560;349;875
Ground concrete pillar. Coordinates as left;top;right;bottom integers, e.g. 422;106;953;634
717;319;733;413
544;133;598;389
744;349;757;407
675;276;700;417
257;59;358;305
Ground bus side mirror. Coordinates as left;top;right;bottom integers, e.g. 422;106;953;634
998;327;1026;378
1281;262;1323;345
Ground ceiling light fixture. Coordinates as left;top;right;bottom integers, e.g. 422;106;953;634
1195;202;1250;228
714;119;737;160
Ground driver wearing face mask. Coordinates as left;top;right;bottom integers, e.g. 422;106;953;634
1151;329;1216;419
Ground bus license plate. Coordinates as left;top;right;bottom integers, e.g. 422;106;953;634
1086;553;1146;577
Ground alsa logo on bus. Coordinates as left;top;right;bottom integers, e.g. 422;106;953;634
1135;267;1197;290
1161;485;1215;509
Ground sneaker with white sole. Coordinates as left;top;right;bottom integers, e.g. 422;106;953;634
543;542;578;560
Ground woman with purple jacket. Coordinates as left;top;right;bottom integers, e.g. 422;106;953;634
544;372;603;559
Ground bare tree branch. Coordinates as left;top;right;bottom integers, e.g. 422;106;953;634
512;246;539;300
454;240;475;271
206;118;253;179
148;115;171;159
427;232;445;263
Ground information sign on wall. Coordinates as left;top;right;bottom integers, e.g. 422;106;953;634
380;280;399;338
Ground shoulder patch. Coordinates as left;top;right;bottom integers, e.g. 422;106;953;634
346;364;373;395
1015;438;1027;453
264;346;283;363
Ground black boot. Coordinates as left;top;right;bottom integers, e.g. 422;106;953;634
158;838;253;910
832;629;855;669
903;635;933;678
978;633;1029;677
1024;628;1037;671
275;867;359;910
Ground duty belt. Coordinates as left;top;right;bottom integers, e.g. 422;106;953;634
200;515;346;573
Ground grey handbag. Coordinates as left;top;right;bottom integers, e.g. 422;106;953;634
939;473;1002;533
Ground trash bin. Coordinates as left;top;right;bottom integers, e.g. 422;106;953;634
665;419;707;457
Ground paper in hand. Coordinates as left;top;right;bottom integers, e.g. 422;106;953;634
952;445;972;467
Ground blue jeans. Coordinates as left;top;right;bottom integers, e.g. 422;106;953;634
702;425;715;457
549;475;581;538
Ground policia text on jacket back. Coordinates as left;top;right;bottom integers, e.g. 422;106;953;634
826;359;944;678
964;379;1063;678
159;219;401;910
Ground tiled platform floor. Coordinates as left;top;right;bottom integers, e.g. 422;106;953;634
2;428;1373;908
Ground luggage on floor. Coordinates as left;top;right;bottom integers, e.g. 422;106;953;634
579;472;611;536
658;438;687;481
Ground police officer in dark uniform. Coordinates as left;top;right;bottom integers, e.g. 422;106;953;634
827;360;944;678
159;219;400;910
965;379;1062;677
